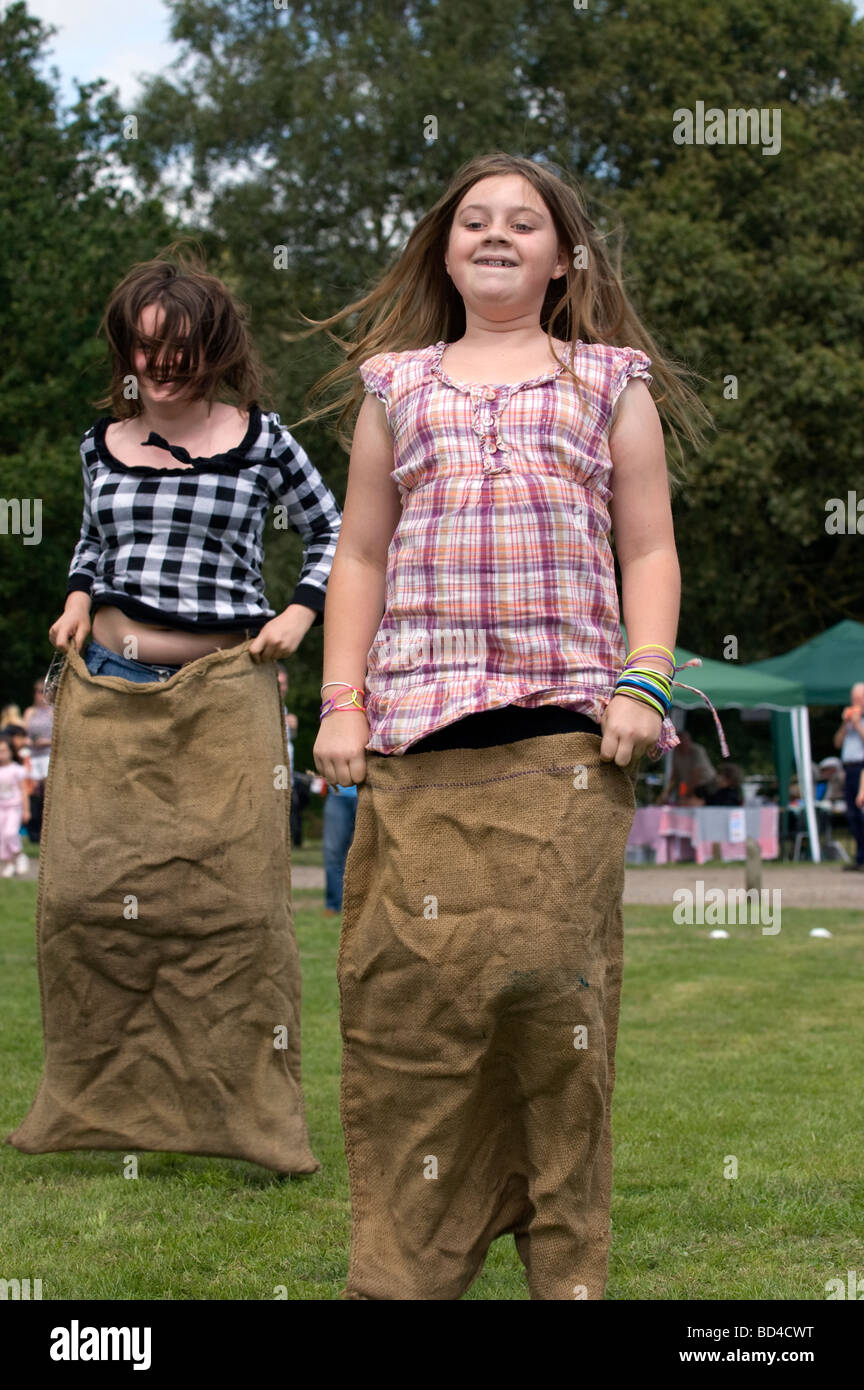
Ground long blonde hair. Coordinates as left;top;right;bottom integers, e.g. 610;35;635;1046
285;151;714;489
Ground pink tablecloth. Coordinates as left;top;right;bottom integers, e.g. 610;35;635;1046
628;806;779;864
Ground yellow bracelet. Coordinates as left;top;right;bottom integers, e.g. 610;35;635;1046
626;643;675;662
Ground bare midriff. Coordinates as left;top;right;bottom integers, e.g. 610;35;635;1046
91;607;249;665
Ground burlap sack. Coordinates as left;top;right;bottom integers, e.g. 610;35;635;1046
7;638;319;1175
338;732;636;1299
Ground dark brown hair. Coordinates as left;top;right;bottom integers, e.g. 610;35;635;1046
94;239;272;418
285;152;714;489
0;735;20;764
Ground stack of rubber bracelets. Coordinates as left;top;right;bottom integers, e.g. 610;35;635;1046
612;643;729;759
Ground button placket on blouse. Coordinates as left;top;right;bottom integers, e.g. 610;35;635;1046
431;341;571;482
471;385;512;477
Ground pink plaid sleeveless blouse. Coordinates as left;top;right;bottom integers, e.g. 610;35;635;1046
357;338;681;758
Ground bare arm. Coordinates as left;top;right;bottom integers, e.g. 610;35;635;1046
609;379;681;672
314;394;402;785
604;380;681;767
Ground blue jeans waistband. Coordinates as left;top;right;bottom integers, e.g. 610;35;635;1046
84;639;184;682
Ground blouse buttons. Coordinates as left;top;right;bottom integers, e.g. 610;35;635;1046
473;386;509;470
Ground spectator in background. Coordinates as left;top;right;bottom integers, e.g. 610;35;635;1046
657;729;719;804
0;735;30;877
322;782;358;917
22;678;53;844
834;682;864;870
275;664;296;777
290;773;311;847
274;663;311;846
817;756;846;804
702;762;744;806
2;727;33;817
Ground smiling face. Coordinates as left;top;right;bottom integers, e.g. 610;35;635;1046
133;302;194;405
444;174;568;323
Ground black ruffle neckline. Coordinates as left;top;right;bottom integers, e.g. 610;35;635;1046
96;405;261;474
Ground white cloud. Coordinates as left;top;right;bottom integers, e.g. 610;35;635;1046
25;0;178;106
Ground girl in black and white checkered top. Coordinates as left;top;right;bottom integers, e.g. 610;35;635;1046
50;244;342;678
20;245;338;1177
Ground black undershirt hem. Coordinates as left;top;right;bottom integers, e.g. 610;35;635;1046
372;703;602;755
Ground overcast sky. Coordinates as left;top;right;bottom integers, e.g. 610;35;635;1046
24;0;864;110
27;0;176;106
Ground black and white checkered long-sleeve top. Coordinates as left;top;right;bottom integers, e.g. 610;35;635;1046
66;404;342;633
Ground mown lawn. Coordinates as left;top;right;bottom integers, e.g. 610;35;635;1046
1;866;861;1300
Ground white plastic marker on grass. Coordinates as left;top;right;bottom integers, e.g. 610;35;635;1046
709;929;730;939
809;928;833;938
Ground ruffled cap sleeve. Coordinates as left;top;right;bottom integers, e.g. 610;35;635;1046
358;352;397;408
611;346;653;409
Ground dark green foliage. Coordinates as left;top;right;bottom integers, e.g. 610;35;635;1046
3;0;864;753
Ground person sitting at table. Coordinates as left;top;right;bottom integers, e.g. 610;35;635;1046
657;729;719;804
701;762;743;806
817;756;846;805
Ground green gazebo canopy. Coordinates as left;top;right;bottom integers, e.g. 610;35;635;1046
746;619;864;704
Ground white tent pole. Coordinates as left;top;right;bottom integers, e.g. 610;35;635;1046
797;705;821;864
794;717;811;856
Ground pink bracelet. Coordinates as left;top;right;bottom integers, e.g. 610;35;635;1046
320;683;366;718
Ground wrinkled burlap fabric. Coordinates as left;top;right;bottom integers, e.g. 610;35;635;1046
7;638;319;1175
338;732;636;1299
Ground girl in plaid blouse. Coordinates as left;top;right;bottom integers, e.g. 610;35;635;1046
303;152;718;1299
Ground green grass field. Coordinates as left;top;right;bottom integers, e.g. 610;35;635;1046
1;856;862;1300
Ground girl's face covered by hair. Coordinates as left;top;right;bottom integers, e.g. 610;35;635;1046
444;174;568;324
98;244;266;419
133;302;194;403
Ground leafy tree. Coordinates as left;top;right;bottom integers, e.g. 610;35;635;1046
0;1;177;702
115;0;864;700
5;0;864;765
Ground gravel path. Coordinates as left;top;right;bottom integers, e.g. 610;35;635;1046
300;861;864;908
13;857;864;909
622;862;864;908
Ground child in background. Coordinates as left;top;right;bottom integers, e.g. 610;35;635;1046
321;782;359;916
0;736;30;878
305;152;725;1299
